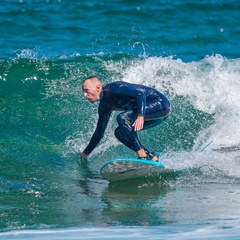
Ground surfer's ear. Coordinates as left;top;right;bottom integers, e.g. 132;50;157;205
96;84;101;92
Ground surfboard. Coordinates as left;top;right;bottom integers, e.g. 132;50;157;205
100;158;178;182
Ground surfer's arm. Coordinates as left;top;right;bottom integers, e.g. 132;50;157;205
77;152;89;159
127;88;146;131
82;107;112;156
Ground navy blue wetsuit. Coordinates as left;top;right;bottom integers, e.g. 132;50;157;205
83;81;170;156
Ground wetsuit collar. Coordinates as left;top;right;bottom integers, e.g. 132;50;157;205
100;89;104;101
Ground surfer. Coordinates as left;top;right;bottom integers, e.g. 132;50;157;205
77;76;170;161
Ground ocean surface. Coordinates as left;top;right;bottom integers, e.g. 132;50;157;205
1;0;240;239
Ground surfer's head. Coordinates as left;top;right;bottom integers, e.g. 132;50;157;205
82;76;102;103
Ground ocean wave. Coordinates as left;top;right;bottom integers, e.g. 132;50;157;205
2;53;239;151
1;53;240;181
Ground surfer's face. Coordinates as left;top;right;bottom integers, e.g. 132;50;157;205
82;79;101;103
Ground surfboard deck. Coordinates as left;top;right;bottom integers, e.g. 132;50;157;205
100;158;179;182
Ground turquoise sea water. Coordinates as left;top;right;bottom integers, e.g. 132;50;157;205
1;0;240;239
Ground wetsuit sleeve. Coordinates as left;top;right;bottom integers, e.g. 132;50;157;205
83;105;112;155
136;90;146;116
111;84;146;116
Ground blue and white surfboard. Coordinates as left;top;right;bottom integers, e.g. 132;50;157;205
100;158;177;182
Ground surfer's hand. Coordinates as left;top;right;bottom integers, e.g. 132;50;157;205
132;115;144;131
77;152;89;159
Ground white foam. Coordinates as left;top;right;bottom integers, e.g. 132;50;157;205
104;54;240;149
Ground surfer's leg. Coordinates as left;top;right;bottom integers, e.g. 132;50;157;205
115;111;144;152
143;97;170;126
115;126;156;159
138;97;171;133
114;126;138;151
114;126;149;152
114;98;170;160
115;111;152;159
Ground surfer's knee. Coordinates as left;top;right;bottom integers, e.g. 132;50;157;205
116;112;131;126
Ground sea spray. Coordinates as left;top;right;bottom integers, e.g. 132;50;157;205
103;54;240;150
